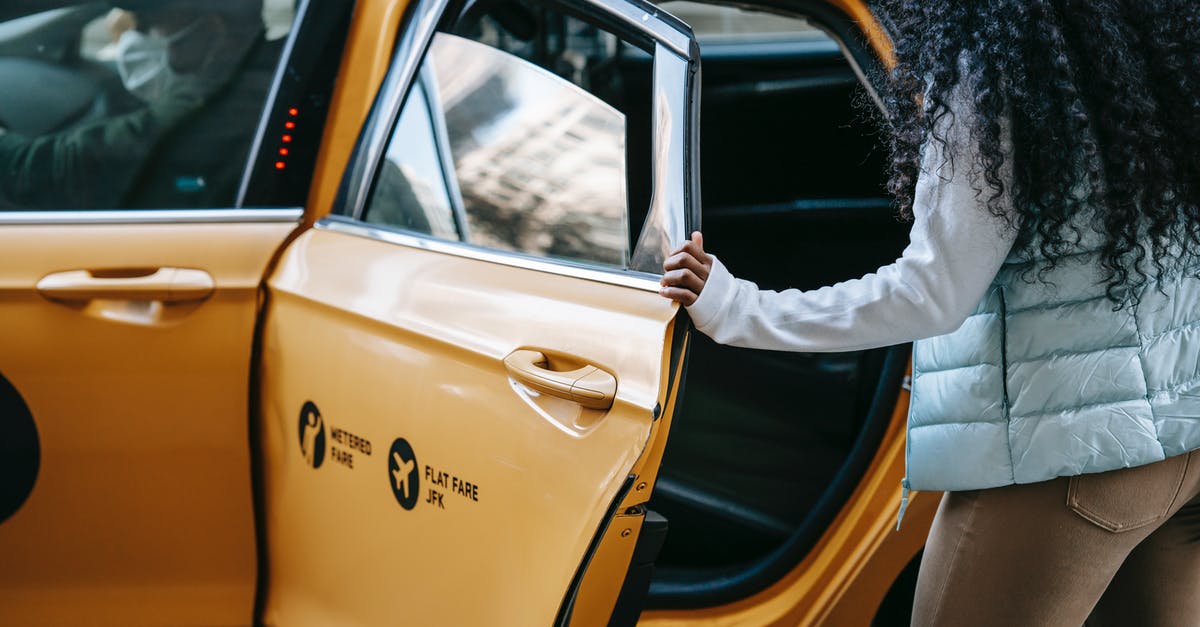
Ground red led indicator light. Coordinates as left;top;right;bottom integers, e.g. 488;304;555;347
281;135;293;143
275;161;286;170
285;121;296;129
288;107;299;116
278;148;289;156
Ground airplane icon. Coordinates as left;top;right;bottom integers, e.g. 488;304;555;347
391;452;416;498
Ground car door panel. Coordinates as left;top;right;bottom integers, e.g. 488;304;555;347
0;217;296;625
257;227;678;625
0;0;361;621
255;0;700;621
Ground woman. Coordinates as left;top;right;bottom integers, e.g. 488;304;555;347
659;2;1200;625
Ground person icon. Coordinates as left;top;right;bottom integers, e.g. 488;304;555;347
298;402;324;468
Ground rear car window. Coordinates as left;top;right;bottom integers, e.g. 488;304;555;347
0;0;295;210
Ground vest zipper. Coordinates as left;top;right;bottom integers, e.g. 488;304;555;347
897;365;915;529
998;286;1011;409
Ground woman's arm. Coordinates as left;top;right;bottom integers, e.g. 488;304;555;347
661;107;1018;352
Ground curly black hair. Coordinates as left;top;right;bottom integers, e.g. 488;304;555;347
874;0;1200;304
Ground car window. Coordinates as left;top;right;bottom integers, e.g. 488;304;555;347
454;0;650;107
0;0;295;211
361;5;653;270
450;0;654;246
365;78;461;240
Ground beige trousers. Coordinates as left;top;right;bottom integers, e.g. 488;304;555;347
912;449;1200;626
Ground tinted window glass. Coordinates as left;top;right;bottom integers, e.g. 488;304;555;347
363;32;631;268
366;79;461;240
452;0;649;111
446;0;655;255
0;0;294;210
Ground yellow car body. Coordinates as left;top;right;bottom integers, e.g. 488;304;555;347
0;0;936;624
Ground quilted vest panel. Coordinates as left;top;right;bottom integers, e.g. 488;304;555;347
908;243;1200;492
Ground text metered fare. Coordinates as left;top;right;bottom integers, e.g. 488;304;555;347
330;426;372;469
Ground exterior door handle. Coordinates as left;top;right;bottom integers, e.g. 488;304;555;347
503;349;617;410
36;268;215;303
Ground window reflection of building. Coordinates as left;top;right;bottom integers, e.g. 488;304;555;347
430;35;629;267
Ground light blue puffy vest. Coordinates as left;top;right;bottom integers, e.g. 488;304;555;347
905;232;1200;494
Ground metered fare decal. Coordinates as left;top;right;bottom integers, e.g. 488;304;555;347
298;401;480;511
387;437;481;511
297;401;373;471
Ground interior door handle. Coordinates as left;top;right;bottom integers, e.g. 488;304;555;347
36;268;214;303
503;349;617;410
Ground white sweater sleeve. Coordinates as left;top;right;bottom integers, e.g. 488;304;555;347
685;113;1018;353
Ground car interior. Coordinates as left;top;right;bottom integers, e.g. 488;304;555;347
644;0;910;608
0;0;319;211
0;5;114;139
0;0;350;211
445;0;911;609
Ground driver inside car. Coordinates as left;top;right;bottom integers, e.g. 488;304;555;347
0;0;264;210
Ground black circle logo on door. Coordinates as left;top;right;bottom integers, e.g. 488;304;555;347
387;438;419;510
0;374;38;525
298;401;325;469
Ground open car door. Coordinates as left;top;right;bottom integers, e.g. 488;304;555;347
254;0;699;624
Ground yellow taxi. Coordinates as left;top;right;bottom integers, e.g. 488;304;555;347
0;0;937;624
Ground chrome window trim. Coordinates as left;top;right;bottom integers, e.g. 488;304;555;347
318;215;663;292
630;43;693;272
577;0;691;57
340;0;451;222
235;0;313;207
0;208;303;225
415;64;470;239
362;61;475;242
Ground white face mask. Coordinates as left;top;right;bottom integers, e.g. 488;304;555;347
115;24;197;103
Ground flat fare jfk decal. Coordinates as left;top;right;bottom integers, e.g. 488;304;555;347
299;401;481;510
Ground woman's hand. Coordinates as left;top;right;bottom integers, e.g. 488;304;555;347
660;231;712;306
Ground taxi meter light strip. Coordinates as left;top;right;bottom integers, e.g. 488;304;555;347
236;0;355;208
276;107;299;170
